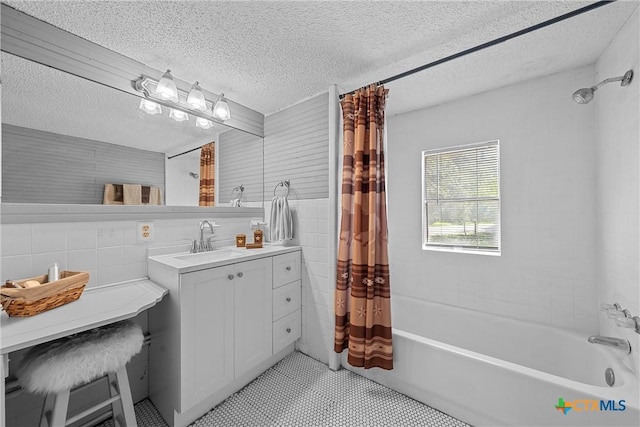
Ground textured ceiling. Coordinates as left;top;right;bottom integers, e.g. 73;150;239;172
2;0;639;153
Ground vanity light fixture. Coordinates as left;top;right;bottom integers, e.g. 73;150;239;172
169;108;189;122
212;93;231;121
134;73;231;126
195;117;214;129
187;81;207;111
139;98;162;115
155;69;179;102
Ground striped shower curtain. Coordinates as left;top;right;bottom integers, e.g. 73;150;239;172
334;84;393;370
199;142;215;206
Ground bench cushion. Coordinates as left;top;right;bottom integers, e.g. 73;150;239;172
18;320;143;394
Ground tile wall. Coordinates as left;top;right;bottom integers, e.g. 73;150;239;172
0;217;259;287
387;66;600;332
595;7;639;373
0;201;334;363
264;198;332;364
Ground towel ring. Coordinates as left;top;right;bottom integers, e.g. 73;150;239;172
273;180;290;197
231;185;244;198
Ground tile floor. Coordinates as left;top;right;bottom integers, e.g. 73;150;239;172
98;351;470;426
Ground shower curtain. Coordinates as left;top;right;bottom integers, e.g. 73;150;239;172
334;84;393;370
199;142;215;206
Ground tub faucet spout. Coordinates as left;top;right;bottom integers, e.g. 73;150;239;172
587;335;631;354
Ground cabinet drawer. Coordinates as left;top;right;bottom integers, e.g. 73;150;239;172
272;310;301;354
273;280;301;321
273;251;301;288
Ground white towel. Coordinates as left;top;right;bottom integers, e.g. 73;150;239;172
270;196;293;241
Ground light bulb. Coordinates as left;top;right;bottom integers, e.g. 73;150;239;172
196;117;213;129
156;69;179;102
212;94;231;121
187;81;207;111
169;108;189;122
139;99;162;115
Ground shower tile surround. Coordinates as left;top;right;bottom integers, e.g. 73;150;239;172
594;7;640;374
0;216;261;287
387;65;602;334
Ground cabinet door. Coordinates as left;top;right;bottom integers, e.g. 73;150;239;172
234;257;273;378
180;265;235;411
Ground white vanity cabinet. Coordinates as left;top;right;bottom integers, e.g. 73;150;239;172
148;247;300;427
178;257;272;412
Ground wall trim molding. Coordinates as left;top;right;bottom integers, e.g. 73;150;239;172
0;203;263;224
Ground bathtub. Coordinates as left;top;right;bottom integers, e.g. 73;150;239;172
342;296;640;426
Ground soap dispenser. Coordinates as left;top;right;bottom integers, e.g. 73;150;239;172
253;226;263;246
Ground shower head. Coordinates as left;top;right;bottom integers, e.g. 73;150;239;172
572;87;595;104
572;70;633;104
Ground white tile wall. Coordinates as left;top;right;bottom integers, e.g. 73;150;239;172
264;198;332;364
1;216;260;288
387;66;600;333
595;8;639;374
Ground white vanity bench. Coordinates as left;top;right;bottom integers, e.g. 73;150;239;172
0;278;168;426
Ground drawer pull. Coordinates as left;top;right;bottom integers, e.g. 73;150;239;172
237;272;244;278
286;297;291;302
286;266;292;271
286;328;291;333
228;274;234;280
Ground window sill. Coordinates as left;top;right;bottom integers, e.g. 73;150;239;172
422;245;501;256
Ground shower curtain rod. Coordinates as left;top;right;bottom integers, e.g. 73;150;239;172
167;145;203;159
339;0;615;99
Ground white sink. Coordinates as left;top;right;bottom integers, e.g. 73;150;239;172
149;245;282;270
148;244;293;272
173;248;246;262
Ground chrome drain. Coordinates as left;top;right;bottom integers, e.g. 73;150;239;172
605;368;615;387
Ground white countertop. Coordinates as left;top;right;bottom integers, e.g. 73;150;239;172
0;278;167;355
148;244;301;273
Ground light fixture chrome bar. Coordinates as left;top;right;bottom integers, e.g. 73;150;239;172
134;75;229;123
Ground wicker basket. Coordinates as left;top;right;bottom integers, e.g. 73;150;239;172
0;271;89;317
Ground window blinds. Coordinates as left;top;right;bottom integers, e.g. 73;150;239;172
423;140;500;252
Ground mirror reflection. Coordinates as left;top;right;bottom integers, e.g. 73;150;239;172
0;52;264;207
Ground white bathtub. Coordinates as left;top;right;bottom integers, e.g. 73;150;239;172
343;296;640;426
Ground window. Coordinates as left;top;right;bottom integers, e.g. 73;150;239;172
422;140;500;254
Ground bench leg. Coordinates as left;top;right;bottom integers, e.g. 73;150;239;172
111;367;137;427
39;393;55;427
49;389;70;427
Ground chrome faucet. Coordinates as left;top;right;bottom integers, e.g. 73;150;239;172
198;220;216;252
587;335;631;354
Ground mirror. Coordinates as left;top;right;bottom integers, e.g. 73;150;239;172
1;51;264;207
